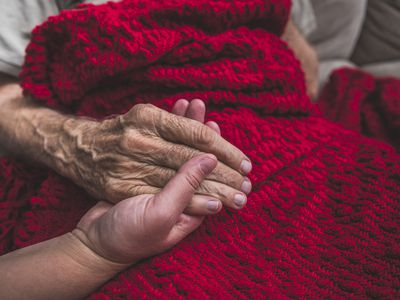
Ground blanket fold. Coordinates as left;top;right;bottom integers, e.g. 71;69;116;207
318;68;400;150
0;0;399;298
20;0;310;117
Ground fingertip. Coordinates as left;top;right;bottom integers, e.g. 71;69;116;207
172;99;189;116
207;199;222;213
191;98;205;107
199;154;218;174
205;121;221;135
233;193;247;208
184;196;222;216
185;99;206;123
240;177;252;195
240;159;252;175
177;98;190;105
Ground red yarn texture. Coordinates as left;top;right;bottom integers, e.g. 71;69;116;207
1;0;400;298
318;68;400;150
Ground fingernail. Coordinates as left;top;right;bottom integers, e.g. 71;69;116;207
200;155;216;173
240;160;252;174
234;194;247;207
241;178;252;194
207;200;220;212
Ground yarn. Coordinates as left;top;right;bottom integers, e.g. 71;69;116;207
1;0;399;298
318;68;400;150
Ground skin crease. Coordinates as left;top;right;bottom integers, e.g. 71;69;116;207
0;5;316;298
57;101;251;211
75;99;226;264
0;16;313;215
0;75;252;215
0;152;221;300
0;100;234;300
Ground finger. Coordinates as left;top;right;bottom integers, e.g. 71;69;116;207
110;160;250;212
119;134;246;191
160;113;252;175
109;161;246;214
153;154;217;221
184;195;222;215
122;104;252;175
171;99;189;116
185;99;206;123
134;164;250;211
165;214;204;246
198;179;250;210
205;121;221;135
130;161;250;210
105;177;160;203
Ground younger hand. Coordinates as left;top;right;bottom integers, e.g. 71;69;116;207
73;154;218;265
60;102;251;213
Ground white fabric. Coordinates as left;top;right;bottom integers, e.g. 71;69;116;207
291;0;317;38
362;61;400;79
308;0;368;61
0;0;86;77
318;59;356;88
0;0;67;76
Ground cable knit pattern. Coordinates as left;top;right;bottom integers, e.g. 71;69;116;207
0;0;399;298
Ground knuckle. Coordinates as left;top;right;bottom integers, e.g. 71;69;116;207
125;184;146;196
169;143;198;161
184;171;202;191
198;182;229;204
196;125;216;147
184;199;203;215
144;166;174;187
103;177;118;199
119;129;135;151
214;163;244;189
105;177;148;201
126;103;155;123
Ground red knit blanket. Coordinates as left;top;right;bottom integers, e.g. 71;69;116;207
318;68;400;150
1;0;399;298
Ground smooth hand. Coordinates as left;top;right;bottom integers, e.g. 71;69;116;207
57;100;252;214
73;154;218;265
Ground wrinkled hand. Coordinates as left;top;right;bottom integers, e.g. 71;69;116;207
73;154;217;265
61;100;252;214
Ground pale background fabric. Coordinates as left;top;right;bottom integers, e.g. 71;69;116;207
0;0;399;155
0;0;96;77
291;0;317;38
0;0;60;76
1;0;399;81
308;0;368;60
296;0;400;88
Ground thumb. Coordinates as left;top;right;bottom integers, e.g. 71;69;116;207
153;154;217;221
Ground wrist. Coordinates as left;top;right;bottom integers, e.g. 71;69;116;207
60;232;129;279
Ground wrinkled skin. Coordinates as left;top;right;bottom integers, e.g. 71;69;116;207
0;74;252;214
74;153;218;265
59;99;251;215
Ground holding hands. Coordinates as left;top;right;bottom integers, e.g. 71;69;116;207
74;153;217;265
0;99;252;300
60;99;252;214
74;99;251;265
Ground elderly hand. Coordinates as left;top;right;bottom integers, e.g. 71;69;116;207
58;100;251;214
0;154;219;300
73;154;217;265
